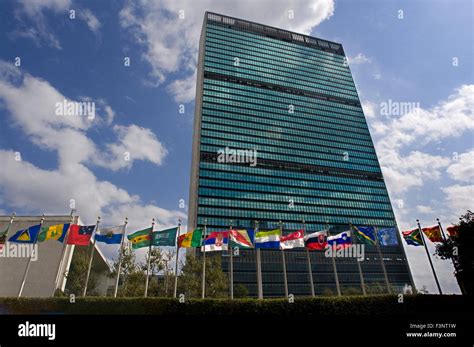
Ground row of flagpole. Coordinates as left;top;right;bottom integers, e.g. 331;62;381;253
3;213;361;299
415;218;454;295
1;212;457;298
198;219;374;299
197;218;455;299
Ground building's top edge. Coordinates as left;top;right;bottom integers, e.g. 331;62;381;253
205;11;345;56
0;215;73;218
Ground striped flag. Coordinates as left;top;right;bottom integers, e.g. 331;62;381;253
178;228;203;248
229;229;254;249
280;230;304;249
304;230;328;250
255;229;281;249
328;231;352;248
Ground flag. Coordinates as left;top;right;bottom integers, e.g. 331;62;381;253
95;225;125;244
328;231;352;248
422;225;443;243
38;224;69;243
152;227;178;247
8;224;41;244
127;227;152;249
178;228;203;248
67;224;96;246
447;225;460;237
402;228;423;246
377;228;398;246
202;231;229;252
280;230;304;249
353;226;375;245
0;225;9;249
255;229;281;249
304;230;328;250
229;229;254;249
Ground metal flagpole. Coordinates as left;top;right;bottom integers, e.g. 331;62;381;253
51;211;75;297
4;212;15;235
173;219;181;299
144;218;155;297
303;220;315;297
350;224;366;295
436;218;449;241
114;217;128;298
327;223;341;296
255;220;263;299
229;220;234;300
436;218;457;271
19;214;45;297
201;219;207;299
279;221;288;299
373;226;391;294
417;219;442;295
1;212;15;246
83;216;100;297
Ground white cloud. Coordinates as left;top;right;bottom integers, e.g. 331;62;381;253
119;0;335;102
78;8;101;33
348;53;371;65
441;184;474;216
0;62;184;243
446;149;474;183
373;72;382;80
167;69;197;104
18;0;72;14
379;151;450;194
416;205;434;214
373;85;474;195
102;124;168;171
14;0;101;48
377;85;474;152
361;100;376;118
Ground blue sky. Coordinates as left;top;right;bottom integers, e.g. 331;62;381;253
0;0;472;294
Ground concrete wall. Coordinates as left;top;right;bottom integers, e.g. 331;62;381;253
0;215;109;297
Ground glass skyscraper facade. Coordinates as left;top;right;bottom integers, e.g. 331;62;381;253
188;12;414;297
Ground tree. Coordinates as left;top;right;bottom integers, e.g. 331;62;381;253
178;253;228;298
140;247;165;297
435;210;474;295
160;249;177;297
110;245;145;297
64;249;97;296
234;283;249;298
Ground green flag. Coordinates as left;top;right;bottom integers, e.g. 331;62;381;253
152;227;178;246
127;227;152;249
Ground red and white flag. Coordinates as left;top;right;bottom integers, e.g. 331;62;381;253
280;230;305;249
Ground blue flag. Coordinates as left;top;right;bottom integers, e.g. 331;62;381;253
377;228;398;246
95;225;125;244
353;226;375;245
8;224;41;243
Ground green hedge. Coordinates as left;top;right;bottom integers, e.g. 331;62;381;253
0;295;468;316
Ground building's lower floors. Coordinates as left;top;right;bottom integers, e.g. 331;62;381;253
219;246;413;297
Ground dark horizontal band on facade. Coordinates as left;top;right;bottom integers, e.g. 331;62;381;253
197;217;397;229
199;167;388;193
198;204;394;217
202;82;366;124
202;117;375;154
204;71;361;108
206;12;345;56
200;152;385;182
